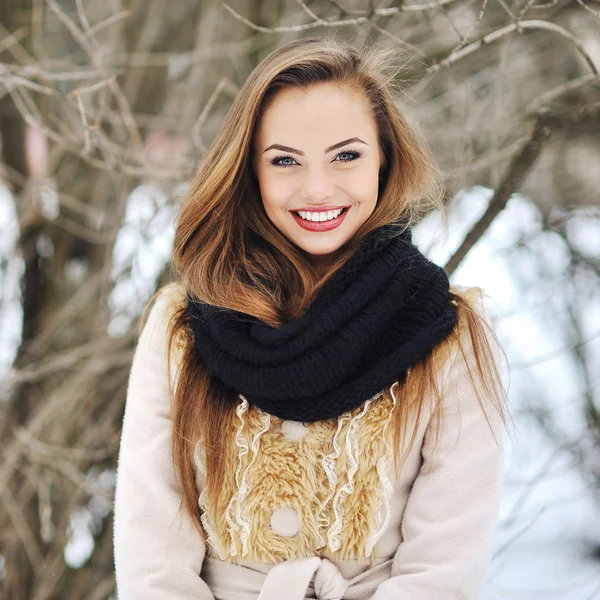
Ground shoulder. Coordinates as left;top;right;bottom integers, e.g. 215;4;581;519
138;282;187;331
442;285;509;438
154;281;188;317
450;285;501;362
135;282;189;362
429;284;509;425
452;285;488;320
428;285;496;378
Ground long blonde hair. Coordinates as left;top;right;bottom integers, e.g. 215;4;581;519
145;37;512;537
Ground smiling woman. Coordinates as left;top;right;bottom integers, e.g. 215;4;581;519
254;84;381;274
114;36;511;600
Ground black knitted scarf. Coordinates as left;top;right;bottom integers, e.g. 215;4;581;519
185;223;458;423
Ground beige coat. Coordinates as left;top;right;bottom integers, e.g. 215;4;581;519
113;284;505;600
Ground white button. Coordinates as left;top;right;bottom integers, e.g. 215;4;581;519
270;507;300;537
280;420;308;441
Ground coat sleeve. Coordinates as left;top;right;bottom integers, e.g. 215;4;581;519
371;295;506;600
113;288;215;600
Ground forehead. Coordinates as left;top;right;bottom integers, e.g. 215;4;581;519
255;83;375;147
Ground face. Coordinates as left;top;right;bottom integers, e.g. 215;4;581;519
253;82;382;272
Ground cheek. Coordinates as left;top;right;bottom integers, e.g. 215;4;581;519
344;166;379;200
258;173;295;209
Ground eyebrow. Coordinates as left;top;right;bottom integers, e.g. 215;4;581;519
262;137;368;155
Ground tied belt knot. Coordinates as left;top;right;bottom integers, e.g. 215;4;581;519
257;556;349;600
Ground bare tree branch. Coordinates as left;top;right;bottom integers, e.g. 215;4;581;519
445;117;552;275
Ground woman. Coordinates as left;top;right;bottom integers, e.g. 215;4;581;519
113;37;511;600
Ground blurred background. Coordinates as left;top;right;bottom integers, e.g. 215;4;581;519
0;1;599;599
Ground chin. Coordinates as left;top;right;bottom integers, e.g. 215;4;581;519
296;234;349;257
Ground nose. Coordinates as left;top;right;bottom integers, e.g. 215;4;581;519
301;165;335;203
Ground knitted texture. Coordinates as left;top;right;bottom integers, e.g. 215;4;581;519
186;223;458;422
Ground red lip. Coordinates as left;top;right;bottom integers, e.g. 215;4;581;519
291;207;350;232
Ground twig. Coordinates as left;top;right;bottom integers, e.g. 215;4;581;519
15;427;117;461
72;90;93;156
445;117;552;276
495;0;516;21
295;0;329;24
349;0;462;14
108;36;265;68
0;27;27;54
75;0;92;33
45;0;145;155
426;20;599;77
448;0;491;54
221;2;365;32
576;0;600;18
6;336;132;385
510;330;600;370
525;73;600;115
74;74;117;95
87;10;131;37
492;506;546;558
5;85;73;151
448;135;529;176
0;484;43;567
0;23;34;65
53;215;115;244
221;0;462;33
192;77;229;151
37;470;55;544
0;67;56;96
45;0;98;64
502;444;566;527
530;0;561;8
516;0;539;20
12;63;115;82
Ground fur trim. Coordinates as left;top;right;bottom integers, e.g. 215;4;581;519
199;390;398;566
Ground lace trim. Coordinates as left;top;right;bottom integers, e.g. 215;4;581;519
224;396;250;556
224;395;271;557
239;407;271;556
365;382;398;557
193;441;227;559
315;412;351;549
327;390;384;552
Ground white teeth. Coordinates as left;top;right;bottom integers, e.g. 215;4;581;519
297;208;344;222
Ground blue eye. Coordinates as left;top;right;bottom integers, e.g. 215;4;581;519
335;150;360;163
271;155;297;168
270;150;360;168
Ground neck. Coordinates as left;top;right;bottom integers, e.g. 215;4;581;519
307;248;346;278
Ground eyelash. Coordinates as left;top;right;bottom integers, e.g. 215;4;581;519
270;150;361;168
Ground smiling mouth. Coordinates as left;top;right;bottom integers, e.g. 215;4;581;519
292;207;350;222
290;206;351;232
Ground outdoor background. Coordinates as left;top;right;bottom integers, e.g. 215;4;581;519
1;1;599;599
